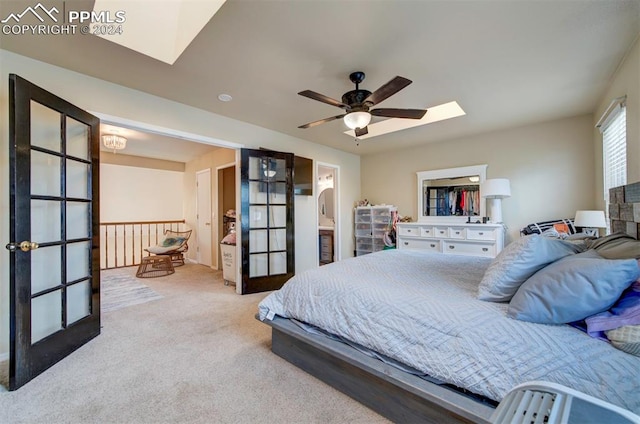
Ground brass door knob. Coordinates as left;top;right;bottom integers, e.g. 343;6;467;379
5;241;39;252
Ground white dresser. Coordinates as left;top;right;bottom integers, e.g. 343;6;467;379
396;222;504;258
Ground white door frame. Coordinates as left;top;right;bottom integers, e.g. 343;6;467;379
196;169;213;268
316;162;341;264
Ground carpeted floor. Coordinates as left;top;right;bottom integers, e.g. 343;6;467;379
101;268;164;312
0;264;388;423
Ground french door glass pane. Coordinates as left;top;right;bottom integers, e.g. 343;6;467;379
66;281;91;324
30;100;61;152
66;117;89;160
249;182;267;204
31;246;61;293
249;205;267;228
66;202;89;240
249;230;267;253
269;252;287;275
31;200;61;243
31;151;60;196
270;183;286;204
249;157;261;180
67;241;90;282
31;290;62;343
249;253;268;277
66;159;89;199
269;229;286;251
269;206;286;227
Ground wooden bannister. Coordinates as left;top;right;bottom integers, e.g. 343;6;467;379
100;220;186;270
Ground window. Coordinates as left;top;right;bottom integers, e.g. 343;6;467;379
598;96;627;231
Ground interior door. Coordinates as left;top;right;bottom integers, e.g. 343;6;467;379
6;74;100;390
240;149;294;294
196;169;212;267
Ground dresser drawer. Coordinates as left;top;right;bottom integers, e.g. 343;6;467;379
399;238;441;252
433;227;449;238
443;241;495;257
419;227;434;237
398;226;420;237
449;227;466;239
466;227;497;241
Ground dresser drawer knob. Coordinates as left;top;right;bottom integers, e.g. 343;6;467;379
479;232;484;235
482;248;488;252
440;231;445;234
455;231;460;235
449;245;455;249
430;244;436;248
404;242;409;245
407;229;412;233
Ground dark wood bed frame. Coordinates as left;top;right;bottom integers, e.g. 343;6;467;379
260;316;494;423
259;183;638;424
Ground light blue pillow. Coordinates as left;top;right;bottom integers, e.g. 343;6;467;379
507;250;640;324
478;234;583;302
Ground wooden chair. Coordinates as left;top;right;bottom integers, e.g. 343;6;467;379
144;229;192;267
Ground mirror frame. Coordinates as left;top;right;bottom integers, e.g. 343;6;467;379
417;164;488;223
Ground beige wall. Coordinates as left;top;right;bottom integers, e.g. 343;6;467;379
100;163;185;222
593;35;640;208
183;147;236;268
361;114;595;243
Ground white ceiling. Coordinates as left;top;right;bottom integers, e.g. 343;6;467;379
2;0;639;159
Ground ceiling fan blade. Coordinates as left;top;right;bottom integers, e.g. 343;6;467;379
298;90;350;109
355;127;368;137
298;114;346;129
371;108;427;119
364;76;412;106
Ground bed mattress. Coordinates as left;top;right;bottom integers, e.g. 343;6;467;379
258;249;640;414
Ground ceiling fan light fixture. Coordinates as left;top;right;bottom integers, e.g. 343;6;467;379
343;111;371;130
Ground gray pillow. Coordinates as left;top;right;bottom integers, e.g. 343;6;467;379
478;234;583;302
507;250;640;324
588;232;640;259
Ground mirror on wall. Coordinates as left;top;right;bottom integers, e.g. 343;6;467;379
417;164;487;223
319;188;334;222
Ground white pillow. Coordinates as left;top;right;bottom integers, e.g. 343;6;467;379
478;234;583;302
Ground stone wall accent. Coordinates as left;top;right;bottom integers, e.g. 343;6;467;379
611;183;640;238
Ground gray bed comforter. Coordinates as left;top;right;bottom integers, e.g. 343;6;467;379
258;249;640;414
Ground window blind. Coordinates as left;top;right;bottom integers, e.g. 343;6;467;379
601;104;627;199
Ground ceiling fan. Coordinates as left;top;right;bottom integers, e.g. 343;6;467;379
298;71;427;137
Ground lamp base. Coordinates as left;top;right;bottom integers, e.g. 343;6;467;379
582;228;599;237
487;198;503;223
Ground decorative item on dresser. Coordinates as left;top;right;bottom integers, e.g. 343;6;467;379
354;205;397;256
397;222;504;257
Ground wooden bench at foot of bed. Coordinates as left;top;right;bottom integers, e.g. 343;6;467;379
259;315;495;424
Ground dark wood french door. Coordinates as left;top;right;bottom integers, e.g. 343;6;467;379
240;149;294;294
6;74;101;390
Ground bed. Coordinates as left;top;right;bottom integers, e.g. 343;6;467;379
257;187;640;423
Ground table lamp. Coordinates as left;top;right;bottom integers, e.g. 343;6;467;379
574;210;606;236
481;178;511;223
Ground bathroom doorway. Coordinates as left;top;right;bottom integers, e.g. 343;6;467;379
317;163;339;266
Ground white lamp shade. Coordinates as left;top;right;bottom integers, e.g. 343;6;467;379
574;210;607;228
343;111;372;130
481;178;511;198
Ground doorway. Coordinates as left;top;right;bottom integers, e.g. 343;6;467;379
196;169;212;267
217;163;236;269
317;163;339;266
